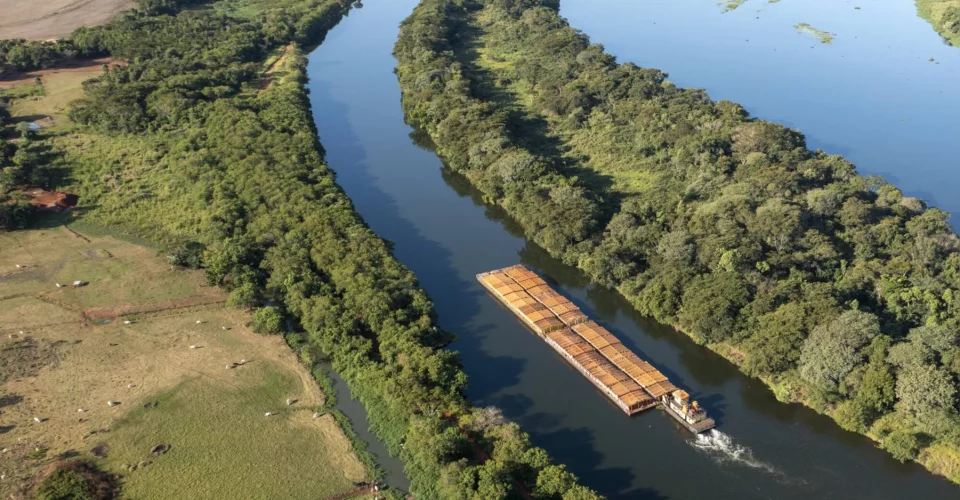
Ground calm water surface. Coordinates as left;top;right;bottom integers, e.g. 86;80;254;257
562;0;960;219
306;1;959;497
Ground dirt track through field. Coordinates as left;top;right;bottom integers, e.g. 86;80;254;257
0;0;132;40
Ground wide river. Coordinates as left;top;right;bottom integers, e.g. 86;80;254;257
306;0;960;498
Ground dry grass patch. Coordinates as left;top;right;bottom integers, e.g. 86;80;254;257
0;0;132;40
0;226;370;498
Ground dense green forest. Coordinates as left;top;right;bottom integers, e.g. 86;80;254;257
1;0;600;498
916;0;960;47
0;99;46;228
394;0;960;482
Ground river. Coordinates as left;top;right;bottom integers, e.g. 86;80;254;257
561;0;960;221
305;0;959;498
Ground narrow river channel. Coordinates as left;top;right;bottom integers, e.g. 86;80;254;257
305;1;959;498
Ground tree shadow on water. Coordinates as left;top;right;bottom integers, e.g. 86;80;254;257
536;425;665;500
307;77;529;401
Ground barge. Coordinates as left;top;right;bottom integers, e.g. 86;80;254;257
477;265;715;433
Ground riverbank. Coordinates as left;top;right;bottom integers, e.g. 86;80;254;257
2;0;604;497
395;0;960;486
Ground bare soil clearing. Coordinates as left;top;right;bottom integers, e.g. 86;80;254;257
260;44;293;92
0;226;369;498
0;0;132;40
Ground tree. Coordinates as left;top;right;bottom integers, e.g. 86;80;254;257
882;430;921;462
227;282;259;309
15;121;32;139
730;121;805;162
895;363;957;426
656;229;695;265
252;306;284;334
833;399;871;433
474;461;511;500
534;464;602;500
0;201;32;230
805;187;842;217
743;302;806;375
856;364;895;414
751;198;801;253
677;272;749;343
799;310;880;391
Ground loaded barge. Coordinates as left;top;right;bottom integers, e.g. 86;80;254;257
477;265;715;434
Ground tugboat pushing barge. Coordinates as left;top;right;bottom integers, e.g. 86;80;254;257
477;264;715;434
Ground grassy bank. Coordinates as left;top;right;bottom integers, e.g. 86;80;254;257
394;0;960;485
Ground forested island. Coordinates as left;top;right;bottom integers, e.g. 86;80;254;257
394;0;960;483
1;0;601;498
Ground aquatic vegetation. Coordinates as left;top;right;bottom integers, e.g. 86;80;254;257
722;0;749;11
795;22;836;43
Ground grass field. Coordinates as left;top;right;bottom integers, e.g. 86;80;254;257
0;226;372;498
0;0;132;40
1;59;110;130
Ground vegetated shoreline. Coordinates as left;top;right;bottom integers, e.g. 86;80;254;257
915;0;960;48
1;0;603;498
395;0;960;485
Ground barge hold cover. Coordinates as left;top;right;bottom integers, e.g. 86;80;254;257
478;265;715;433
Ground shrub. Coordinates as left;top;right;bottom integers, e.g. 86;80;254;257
882;430;921;462
34;460;117;500
226;282;259;309
252;306;284;334
167;241;204;268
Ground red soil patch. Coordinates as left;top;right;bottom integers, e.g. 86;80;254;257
24;188;79;210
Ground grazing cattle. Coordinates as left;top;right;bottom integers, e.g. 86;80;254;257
33;417;42;423
264;412;273;417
